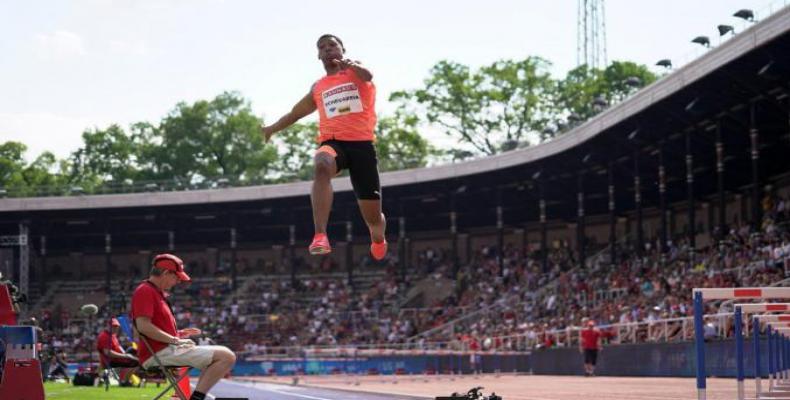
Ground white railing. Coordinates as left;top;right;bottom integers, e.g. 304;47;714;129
233;310;755;361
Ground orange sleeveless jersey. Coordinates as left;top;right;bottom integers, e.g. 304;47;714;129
312;68;376;142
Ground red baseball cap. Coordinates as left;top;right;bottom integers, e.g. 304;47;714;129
153;253;191;282
110;318;120;327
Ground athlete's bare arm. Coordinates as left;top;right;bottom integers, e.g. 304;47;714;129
335;59;373;82
261;91;317;142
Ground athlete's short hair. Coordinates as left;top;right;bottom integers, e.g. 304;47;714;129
317;34;344;50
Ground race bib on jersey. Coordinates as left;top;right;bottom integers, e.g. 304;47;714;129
321;83;363;118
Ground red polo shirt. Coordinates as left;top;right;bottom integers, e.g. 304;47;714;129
131;281;177;364
580;327;601;350
96;330;123;367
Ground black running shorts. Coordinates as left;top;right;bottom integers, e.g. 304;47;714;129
584;349;598;365
317;140;381;200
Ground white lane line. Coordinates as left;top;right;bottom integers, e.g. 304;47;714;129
220;379;334;400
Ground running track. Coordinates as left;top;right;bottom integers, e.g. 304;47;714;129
205;379;430;400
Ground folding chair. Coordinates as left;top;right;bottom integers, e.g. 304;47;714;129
138;335;192;400
100;364;119;391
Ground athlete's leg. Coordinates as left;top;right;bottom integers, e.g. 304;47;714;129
358;199;386;243
312;148;338;235
347;142;387;259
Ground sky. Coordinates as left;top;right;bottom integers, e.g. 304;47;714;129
0;0;786;161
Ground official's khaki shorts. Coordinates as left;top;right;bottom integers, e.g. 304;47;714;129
143;345;228;370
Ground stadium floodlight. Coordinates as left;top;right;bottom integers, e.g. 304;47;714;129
531;171;542;180
592;95;608;108
627;129;640;141
70;186;85;195
656;59;672;69
582;153;593;164
733;9;755;22
717;25;735;36
144;183;158;192
455;185;467;194
501;139;519;152
692;36;711;48
625;76;642;88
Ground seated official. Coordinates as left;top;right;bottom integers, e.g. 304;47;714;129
131;254;236;400
97;317;139;385
97;318;139;369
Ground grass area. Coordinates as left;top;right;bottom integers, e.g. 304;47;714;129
44;381;175;399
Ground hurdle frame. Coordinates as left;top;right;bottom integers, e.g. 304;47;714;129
693;288;790;400
732;304;790;399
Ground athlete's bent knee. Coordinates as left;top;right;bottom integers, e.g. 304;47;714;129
314;156;335;177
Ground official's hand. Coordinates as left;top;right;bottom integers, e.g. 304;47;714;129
179;328;202;338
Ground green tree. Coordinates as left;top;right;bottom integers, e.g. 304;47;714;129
554;61;657;126
129;121;166;182
21;152;63;189
0;141;28;191
69;124;139;184
156;91;276;185
375;111;436;172
0;142;70;196
390;57;555;156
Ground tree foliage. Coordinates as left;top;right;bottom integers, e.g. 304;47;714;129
393;58;657;153
375;111;437;172
391;57;555;155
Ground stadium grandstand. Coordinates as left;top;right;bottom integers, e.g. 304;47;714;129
1;3;790;400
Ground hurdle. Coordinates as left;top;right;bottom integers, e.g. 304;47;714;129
770;327;790;387
754;313;790;391
694;288;790;400
763;323;790;393
733;304;790;399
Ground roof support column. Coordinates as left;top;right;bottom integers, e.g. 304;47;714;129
658;140;667;266
230;224;237;291
497;189;504;276
398;216;407;284
716;120;726;239
105;231;111;295
608;162;617;267
634;152;643;256
686;130;696;265
39;235;47;296
577;172;586;268
539;171;548;273
749;102;761;232
289;225;296;287
450;193;459;279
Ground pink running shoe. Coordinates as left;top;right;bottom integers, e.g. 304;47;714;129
370;239;388;261
309;233;332;255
